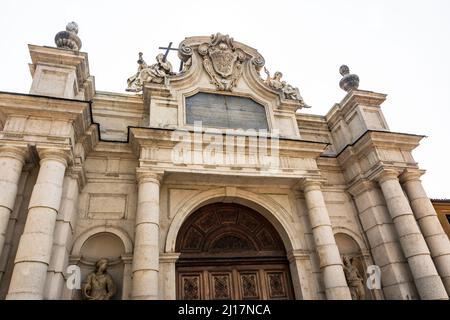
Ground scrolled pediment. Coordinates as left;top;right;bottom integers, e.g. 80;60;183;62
167;33;306;110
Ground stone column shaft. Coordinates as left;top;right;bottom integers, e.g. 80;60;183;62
131;171;162;300
6;150;67;300
0;147;26;260
378;170;448;300
303;181;352;300
350;182;417;299
44;174;79;299
401;171;450;296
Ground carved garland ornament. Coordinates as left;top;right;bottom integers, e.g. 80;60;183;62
198;33;246;91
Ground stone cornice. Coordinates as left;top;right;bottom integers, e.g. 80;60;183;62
128;126;328;179
337;130;424;165
130;126;328;158
335;130;424;193
0;92;96;161
0;91;89;120
93;91;144;116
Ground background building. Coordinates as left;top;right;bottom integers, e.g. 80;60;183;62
432;199;450;239
0;23;449;300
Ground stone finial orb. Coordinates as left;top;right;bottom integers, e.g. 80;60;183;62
54;21;82;51
339;64;359;92
66;21;79;34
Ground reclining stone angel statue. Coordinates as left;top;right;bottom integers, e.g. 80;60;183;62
126;52;173;92
263;67;309;107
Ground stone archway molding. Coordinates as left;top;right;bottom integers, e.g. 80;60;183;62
71;225;133;256
332;226;367;253
165;187;303;254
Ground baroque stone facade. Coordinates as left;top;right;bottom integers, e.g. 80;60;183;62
0;25;449;300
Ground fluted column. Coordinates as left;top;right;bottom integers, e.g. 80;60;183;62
377;169;448;300
401;169;450;296
302;180;352;300
131;170;162;300
0;146;27;260
6;149;68;300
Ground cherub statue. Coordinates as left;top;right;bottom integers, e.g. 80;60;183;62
126;52;173;92
82;258;116;300
342;255;366;300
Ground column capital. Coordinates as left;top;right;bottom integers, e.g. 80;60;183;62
159;252;181;264
371;168;399;184
136;169;164;185
66;164;87;189
399;168;425;184
0;145;28;163
347;179;377;197
287;249;311;262
121;253;134;264
300;178;326;192
37;148;70;167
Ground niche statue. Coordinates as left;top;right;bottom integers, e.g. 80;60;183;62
82;258;116;300
342;255;366;300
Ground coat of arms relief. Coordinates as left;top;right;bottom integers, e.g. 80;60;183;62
198;33;246;91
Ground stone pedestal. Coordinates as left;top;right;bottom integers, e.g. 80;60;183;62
303;180;352;300
44;173;79;299
401;170;450;296
131;170;162;300
0;146;27;260
6;149;68;300
377;170;448;300
28;45;94;100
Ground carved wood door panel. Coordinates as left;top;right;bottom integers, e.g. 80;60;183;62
176;203;294;300
177;264;293;300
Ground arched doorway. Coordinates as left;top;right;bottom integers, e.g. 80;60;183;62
175;203;294;300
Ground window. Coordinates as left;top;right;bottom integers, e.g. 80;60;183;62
186;92;268;130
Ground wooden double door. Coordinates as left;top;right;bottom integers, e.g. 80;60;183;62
175;203;295;300
177;263;293;300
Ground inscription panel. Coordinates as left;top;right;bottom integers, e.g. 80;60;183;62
186;92;268;130
87;194;127;219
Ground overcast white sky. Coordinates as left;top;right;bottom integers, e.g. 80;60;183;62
0;0;449;198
